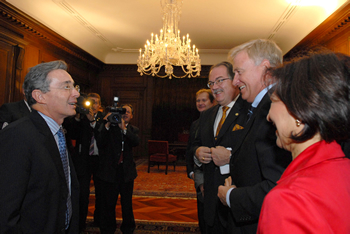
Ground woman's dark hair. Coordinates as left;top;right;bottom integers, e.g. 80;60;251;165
270;50;350;143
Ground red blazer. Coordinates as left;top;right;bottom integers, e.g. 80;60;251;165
258;141;350;233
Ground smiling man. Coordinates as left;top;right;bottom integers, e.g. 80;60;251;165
217;39;292;234
0;60;80;233
191;61;249;233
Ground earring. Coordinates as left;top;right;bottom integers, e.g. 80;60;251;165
296;119;301;127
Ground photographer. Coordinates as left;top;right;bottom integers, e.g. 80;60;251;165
95;103;139;234
64;92;105;232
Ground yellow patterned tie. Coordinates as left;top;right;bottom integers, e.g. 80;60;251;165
215;106;229;138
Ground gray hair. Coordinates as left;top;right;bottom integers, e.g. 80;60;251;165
23;60;68;106
228;39;283;67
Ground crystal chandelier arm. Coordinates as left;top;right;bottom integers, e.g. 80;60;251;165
137;0;201;79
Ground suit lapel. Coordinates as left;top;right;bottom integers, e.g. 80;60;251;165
231;93;270;154
208;105;219;145
30;110;67;187
215;96;246;143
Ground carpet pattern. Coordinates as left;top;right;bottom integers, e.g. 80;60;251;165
85;159;200;233
133;159;196;198
85;218;200;234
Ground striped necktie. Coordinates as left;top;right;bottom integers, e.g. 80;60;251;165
57;128;72;229
247;105;256;123
215;106;229;139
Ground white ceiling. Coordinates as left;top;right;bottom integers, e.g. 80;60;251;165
6;0;349;65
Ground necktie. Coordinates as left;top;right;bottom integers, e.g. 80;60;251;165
247;105;256;123
215;106;229;138
89;134;94;155
57;128;72;229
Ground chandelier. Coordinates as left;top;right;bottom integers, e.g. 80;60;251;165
137;0;201;79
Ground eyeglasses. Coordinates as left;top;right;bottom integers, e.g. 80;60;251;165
207;78;231;88
51;84;80;93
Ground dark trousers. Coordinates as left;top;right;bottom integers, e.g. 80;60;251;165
205;203;227;234
197;193;206;234
78;155;101;231
98;164;135;234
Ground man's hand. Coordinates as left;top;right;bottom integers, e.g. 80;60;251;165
118;117;126;130
86;108;95;122
104;112;112;129
195;146;213;164
218;176;236;206
211;146;231;166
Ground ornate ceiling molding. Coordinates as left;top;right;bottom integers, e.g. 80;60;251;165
287;2;350;55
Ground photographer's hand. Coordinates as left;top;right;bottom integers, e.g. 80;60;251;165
118;118;126;130
104;112;112;129
86;108;95;122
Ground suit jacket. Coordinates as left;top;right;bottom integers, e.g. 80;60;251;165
186;119;204;193
96;122;140;183
258;141;350;233
0;110;79;233
0;100;31;129
185;118;199;177
192;96;249;227
227;93;291;234
64;112;105;175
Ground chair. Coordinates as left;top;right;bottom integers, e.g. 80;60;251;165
148;140;177;175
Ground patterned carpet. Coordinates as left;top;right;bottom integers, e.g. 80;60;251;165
133;159;196;198
85;159;200;233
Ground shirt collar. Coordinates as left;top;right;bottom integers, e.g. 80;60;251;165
225;93;240;109
38;112;61;135
251;84;274;108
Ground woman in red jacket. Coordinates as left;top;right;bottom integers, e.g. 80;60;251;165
257;51;350;233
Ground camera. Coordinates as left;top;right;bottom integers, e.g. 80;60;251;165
76;93;94;115
106;97;126;125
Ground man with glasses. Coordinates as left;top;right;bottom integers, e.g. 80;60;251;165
192;61;249;233
0;60;80;233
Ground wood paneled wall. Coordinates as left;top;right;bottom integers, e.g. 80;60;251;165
0;1;103;105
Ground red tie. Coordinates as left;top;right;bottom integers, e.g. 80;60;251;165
118;152;123;164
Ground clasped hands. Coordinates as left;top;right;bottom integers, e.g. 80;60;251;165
218;176;236;206
195;146;231;166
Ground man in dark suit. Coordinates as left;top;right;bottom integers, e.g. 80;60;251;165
0;98;31;129
0;60;80;233
96;104;139;234
65;92;105;232
192;61;249;233
185;88;215;233
217;39;292;233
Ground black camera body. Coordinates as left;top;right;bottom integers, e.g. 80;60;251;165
106;97;126;125
76;94;94;115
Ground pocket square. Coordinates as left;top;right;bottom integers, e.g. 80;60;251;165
232;124;244;131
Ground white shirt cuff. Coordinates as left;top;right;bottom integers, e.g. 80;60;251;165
226;187;234;207
194;155;202;167
220;164;230;174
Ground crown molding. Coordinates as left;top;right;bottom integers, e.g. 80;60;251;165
0;1;103;68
